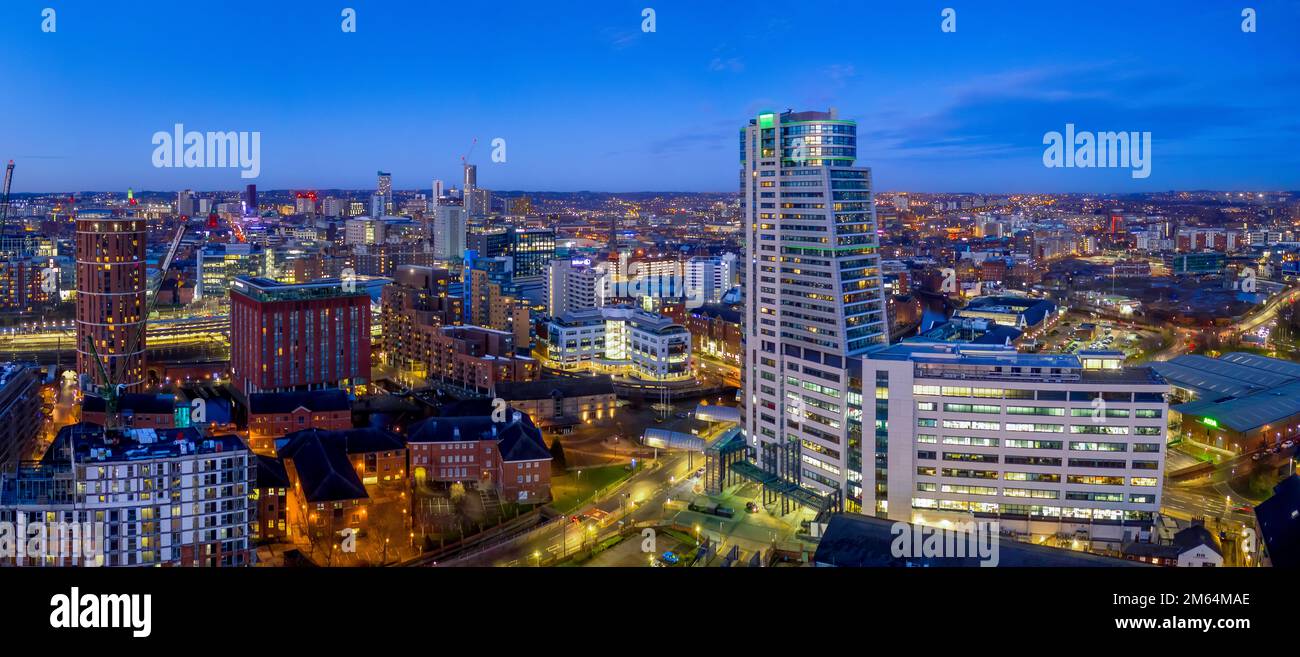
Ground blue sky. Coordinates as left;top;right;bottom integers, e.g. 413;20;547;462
1;0;1297;193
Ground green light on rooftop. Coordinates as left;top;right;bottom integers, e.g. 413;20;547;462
758;113;775;129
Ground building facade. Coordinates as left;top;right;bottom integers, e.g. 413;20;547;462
229;276;371;395
0;364;42;472
75;210;147;390
863;344;1168;546
545;306;691;381
739;110;889;508
0;424;254;567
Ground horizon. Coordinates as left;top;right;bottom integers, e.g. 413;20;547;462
2;0;1298;193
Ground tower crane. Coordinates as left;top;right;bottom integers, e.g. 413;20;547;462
1;160;13;225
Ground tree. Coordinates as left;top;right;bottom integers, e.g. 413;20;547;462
549;437;568;470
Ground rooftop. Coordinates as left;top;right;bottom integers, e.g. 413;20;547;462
813;514;1146;567
1152;352;1300;400
42;423;246;465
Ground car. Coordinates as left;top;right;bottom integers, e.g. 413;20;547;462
1283;440;1295;449
1252;453;1262;461
660;551;680;565
745;502;759;513
675;412;689;419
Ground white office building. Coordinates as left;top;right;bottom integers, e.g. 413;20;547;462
547;258;606;316
685;254;736;305
861;344;1168;546
546;306;690;381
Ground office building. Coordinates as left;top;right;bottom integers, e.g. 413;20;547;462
545;306;691;381
176;189;195;217
547;257;606;316
433;204;466;262
685;254;736;305
855;345;1168;547
468;226;511;259
739;110;889;509
229;276;371;396
244;184;258;217
195;242;265;301
510;228;556;280
75;210;147;390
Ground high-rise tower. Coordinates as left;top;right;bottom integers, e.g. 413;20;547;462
75;209;147;390
740;109;889;511
463;164;478;215
376;171;393;215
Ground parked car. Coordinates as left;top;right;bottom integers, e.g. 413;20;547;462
660;551;680;565
745;502;759;514
1283;440;1295;449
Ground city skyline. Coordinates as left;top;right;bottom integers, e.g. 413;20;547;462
2;1;1298;193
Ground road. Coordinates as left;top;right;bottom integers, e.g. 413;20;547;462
459;450;701;566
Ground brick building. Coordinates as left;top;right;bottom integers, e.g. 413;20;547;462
229;276;371;396
246;389;353;454
406;403;552;503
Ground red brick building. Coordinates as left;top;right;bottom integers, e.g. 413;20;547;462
247;389;353;454
406;403;552;504
75;211;147;390
230;276;371;396
685;304;742;368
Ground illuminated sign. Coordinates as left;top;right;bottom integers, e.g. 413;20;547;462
1201;418;1219;428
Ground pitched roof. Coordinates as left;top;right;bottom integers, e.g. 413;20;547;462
248;389;351;414
407;407;551;463
1255;475;1300;568
279;434;366;503
277;427;404;503
494;375;615;401
1172;524;1222;558
83;393;177;415
255;453;290;490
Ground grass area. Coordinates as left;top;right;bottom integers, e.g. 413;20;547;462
550;464;639;514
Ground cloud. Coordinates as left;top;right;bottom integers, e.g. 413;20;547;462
856;63;1267;163
708;57;745;73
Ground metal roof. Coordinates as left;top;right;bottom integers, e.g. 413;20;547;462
1173;379;1300;433
1151;352;1300;400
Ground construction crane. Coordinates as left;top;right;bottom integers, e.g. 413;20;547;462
1;160;13;224
82;223;187;428
460;137;478;167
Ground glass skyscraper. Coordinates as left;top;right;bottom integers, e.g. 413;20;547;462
740;109;889;511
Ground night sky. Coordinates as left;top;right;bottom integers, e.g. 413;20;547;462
2;0;1297;193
